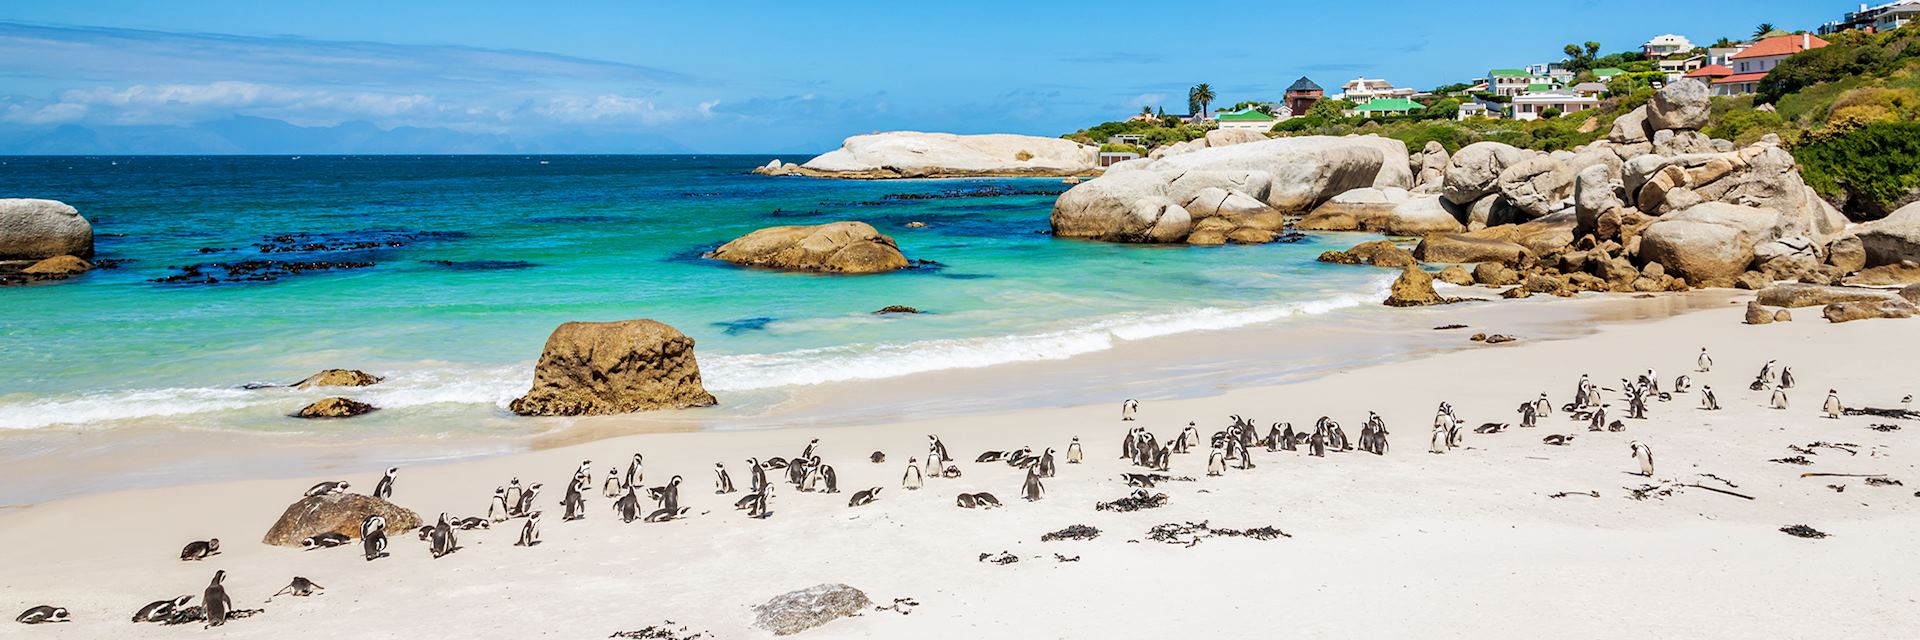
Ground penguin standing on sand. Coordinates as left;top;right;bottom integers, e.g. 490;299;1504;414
361;515;389;561
1646;368;1660;394
202;570;232;628
1758;360;1778;386
1519;401;1539;428
603;468;623;499
1701;386;1721;410
1278;423;1298;452
714;463;735;494
516;512;541;546
1533;393;1552;418
429;513;457;558
1781;366;1796;389
1428;423;1448;454
626;454;644;490
928;435;952;464
800;438;820;461
1121;398;1139;421
563;475;587;521
1697;347;1713;372
902;457;924;490
1307;425;1327;457
1038;448;1057;478
1066;437;1083;464
1771;388;1790;410
614;487;641;523
1824;390;1844;419
653;475;683;512
1588;405;1608;432
503;479;523;515
517;483;543;517
747;458;768;494
1630;441;1654;477
373;467;397;500
488;487;510;522
1021;465;1045;501
1206;446;1226;476
1674;375;1692;393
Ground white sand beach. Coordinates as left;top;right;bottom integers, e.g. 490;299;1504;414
4;294;1917;639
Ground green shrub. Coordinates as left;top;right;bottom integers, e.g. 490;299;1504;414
1098;143;1147;155
1792;121;1920;218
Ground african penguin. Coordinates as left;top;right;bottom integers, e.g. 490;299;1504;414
373;466;398;499
1701;386;1720;410
304;481;349;497
714;462;736;494
270;577;324;600
1823;390;1843;419
361;515;389;561
1630;441;1654;477
302;532;350;550
1021;465;1045;502
1066;437;1083;464
848;487;881;507
1771;388;1790;410
488;487;511;522
902;458;924;490
1121;398;1138;421
603;468;624;499
430;512;457;558
15;606;69;624
516;512;542;546
133;596;191;623
180;538;220;561
645;507;690;523
1697;347;1712;372
202;570;232;628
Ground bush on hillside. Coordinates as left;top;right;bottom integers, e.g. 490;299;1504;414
1793;121;1920;219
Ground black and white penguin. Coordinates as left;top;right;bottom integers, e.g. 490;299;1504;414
361;515;389;561
180;538;220;561
1428;423;1447;454
972;492;1003;508
1120;427;1138;460
133;596;191;623
955;493;978;509
928;435;952;463
1278;423;1297;452
644;506;689;523
1823;389;1843;419
800;438;820;461
848;487;881;507
1701;386;1721;410
202;570;232;628
902;457;924;490
747;457;768;494
516;511;542;546
975;450;1007;463
1533;393;1552;418
1206;446;1226;476
373;466;398;500
503;478;523;516
603;468;624;499
1038;448;1057;478
1780;366;1795;389
516;483;543;517
1645;368;1660;394
488;487;511;522
16;606;69;624
1771;388;1790;410
818;463;838;494
1020;465;1045;502
1308;426;1327;457
269;577;324;600
1519;401;1539;428
562;476;587;522
454;517;489;530
1630;440;1654;477
1121;398;1139;421
614;487;641;523
746;490;771;518
301;532;350;550
304;480;349;497
430;512;457;558
1005;447;1035;468
940;464;962;478
658;475;683;510
1673;374;1692;393
1588;405;1608;432
786;456;810;487
714;462;736;494
626;454;644;489
1697;347;1712;372
1066;437;1083;464
1179;423;1201;453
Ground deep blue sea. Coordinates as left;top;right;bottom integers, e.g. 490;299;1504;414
0;155;1391;434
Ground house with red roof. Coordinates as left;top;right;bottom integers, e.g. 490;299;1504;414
1714;33;1829;95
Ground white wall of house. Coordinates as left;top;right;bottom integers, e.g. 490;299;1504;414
1511;95;1599;121
1216;119;1274;131
1733;53;1791;75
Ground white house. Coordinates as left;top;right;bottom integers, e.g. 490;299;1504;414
1643;34;1695;57
1511;91;1599;121
1488;69;1532;97
1334;77;1418;102
1820;0;1920;34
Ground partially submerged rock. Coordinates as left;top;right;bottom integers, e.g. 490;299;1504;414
21;255;91;276
509;319;717;417
1384;265;1458;307
708;222;910;274
0;198;93;260
262;493;421;546
294;397;376;419
294;369;382;389
1317;240;1414;268
752;584;873;636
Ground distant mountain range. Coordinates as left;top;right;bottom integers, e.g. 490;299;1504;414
0;115;692;155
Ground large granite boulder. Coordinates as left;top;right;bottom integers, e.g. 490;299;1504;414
1203;128;1267;148
294;369;382;389
294;397;377;419
1647;79;1711;131
1638;203;1783;287
1858;201;1920;266
1756;283;1908;308
1465;210;1577;255
1383;196;1468;235
778;132;1097;178
1608;106;1653;144
1844;261;1920;286
1297;187;1410;231
1147;135;1413;212
1415;141;1450;187
1823;299;1917;323
1497;155;1576;219
0;199;93;260
1384;265;1455;307
509;319;717;417
753;584;873;636
708;222;910;274
262;492;422;547
1442;142;1529;205
1413;233;1534;267
1318;240;1416;268
1050;171;1191;243
1574;164;1623;232
1828;235;1868;273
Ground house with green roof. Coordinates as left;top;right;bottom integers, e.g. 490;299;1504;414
1214;109;1278;131
1347;98;1424;117
1489;69;1531;97
1593;68;1625;79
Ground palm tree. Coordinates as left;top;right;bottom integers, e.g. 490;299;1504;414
1189;84;1216;119
1754;23;1776;39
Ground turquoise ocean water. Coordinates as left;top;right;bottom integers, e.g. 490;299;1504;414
0;155;1392;436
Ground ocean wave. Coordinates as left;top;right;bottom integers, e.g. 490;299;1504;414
700;278;1391;391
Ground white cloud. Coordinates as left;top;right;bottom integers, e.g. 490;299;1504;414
1129;93;1167;109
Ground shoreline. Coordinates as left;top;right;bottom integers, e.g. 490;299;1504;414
2;296;1915;638
0;284;1738;508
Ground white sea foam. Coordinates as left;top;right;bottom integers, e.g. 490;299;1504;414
0;279;1392;429
701;278;1391;391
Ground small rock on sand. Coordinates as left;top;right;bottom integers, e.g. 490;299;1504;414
752;583;872;636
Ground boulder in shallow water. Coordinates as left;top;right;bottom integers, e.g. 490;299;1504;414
294;397;376;419
1317;240;1415;269
873;305;920;314
0;198;93;260
752;583;873;636
510;319;717;417
294;369;383;389
708;222;910;274
1384;265;1457;307
262;493;421;547
20;255;91;276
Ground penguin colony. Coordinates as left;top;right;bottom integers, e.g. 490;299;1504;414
13;346;1903;629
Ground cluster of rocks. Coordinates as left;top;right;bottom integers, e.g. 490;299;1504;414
1;199;95;285
755;132;1099;179
1296;79;1920;317
289;368;384;419
1049;136;1411;245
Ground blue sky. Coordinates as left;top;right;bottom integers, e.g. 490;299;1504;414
0;0;1838;154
